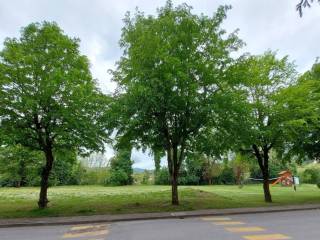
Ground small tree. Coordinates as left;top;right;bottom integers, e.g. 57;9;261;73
0;22;109;208
106;146;133;186
231;153;250;187
111;1;243;205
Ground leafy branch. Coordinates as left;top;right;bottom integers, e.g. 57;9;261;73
297;0;320;17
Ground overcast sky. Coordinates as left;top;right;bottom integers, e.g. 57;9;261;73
1;0;319;169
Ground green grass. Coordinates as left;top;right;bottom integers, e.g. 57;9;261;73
0;184;319;219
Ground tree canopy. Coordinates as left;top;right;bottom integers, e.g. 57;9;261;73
111;1;243;204
280;62;320;162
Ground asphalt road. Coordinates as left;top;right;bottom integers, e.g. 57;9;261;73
1;209;319;240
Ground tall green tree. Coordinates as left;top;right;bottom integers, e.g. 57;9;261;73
280;62;320;162
0;22;109;208
232;52;296;202
111;1;243;204
107;146;133;185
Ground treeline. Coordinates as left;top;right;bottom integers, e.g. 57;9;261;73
1;1;320;208
2;144;319;188
0;145;134;187
146;154;319;186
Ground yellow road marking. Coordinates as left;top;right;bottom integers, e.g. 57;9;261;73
71;225;105;230
201;217;232;221
63;229;109;238
226;227;266;233
214;221;245;225
243;233;291;240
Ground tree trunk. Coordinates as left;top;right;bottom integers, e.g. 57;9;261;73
171;172;179;205
263;173;272;202
262;147;272;203
166;144;180;205
38;147;54;209
18;161;26;187
263;146;272;203
252;144;272;203
171;145;180;205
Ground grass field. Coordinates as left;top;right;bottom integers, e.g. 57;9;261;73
0;184;319;219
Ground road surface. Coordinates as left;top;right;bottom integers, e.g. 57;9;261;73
0;209;319;239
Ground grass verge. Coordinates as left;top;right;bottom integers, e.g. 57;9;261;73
0;184;319;219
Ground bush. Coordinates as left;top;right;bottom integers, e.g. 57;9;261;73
211;166;235;185
301;168;320;184
220;167;235;184
178;174;200;185
154;167;170;185
141;170;152;185
105;169;129;186
133;171;153;185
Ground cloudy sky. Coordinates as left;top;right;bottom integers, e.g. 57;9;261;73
1;0;319;169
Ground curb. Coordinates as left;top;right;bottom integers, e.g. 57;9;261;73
0;204;320;228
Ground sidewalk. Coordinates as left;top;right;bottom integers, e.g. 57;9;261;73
1;203;320;228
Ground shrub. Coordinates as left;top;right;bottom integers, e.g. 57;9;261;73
141;170;152;185
220;167;235;184
178;174;200;185
211;166;235;185
105;169;129;186
133;170;153;185
301;168;320;184
154;167;170;185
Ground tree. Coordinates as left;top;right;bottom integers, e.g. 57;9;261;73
106;146;133;185
111;1;243;204
280;62;320;162
204;161;222;185
231;153;250;187
183;152;221;185
0;22;109;208
233;52;296;202
80;152;109;168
